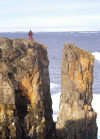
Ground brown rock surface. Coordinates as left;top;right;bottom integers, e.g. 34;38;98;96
56;43;97;139
0;38;53;139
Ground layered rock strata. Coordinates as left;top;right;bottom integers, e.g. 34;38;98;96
56;43;97;139
0;38;53;139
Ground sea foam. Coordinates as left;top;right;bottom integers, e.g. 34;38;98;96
92;52;100;61
50;83;59;90
51;92;60;121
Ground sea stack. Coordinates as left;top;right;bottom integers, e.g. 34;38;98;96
0;38;53;139
56;43;97;139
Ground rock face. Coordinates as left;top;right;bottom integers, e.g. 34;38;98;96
0;38;53;139
56;43;97;139
0;38;98;139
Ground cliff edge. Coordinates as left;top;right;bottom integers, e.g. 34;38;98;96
0;38;53;139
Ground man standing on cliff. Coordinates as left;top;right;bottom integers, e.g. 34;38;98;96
28;30;33;40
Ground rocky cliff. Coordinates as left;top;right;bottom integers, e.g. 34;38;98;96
56;43;97;139
0;38;97;139
0;38;53;139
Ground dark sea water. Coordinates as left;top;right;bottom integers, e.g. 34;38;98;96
0;31;100;137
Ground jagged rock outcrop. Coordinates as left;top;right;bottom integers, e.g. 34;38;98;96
0;38;98;139
56;43;97;139
0;38;53;139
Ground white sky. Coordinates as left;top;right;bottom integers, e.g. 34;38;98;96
0;0;100;32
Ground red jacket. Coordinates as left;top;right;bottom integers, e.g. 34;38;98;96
29;31;33;37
